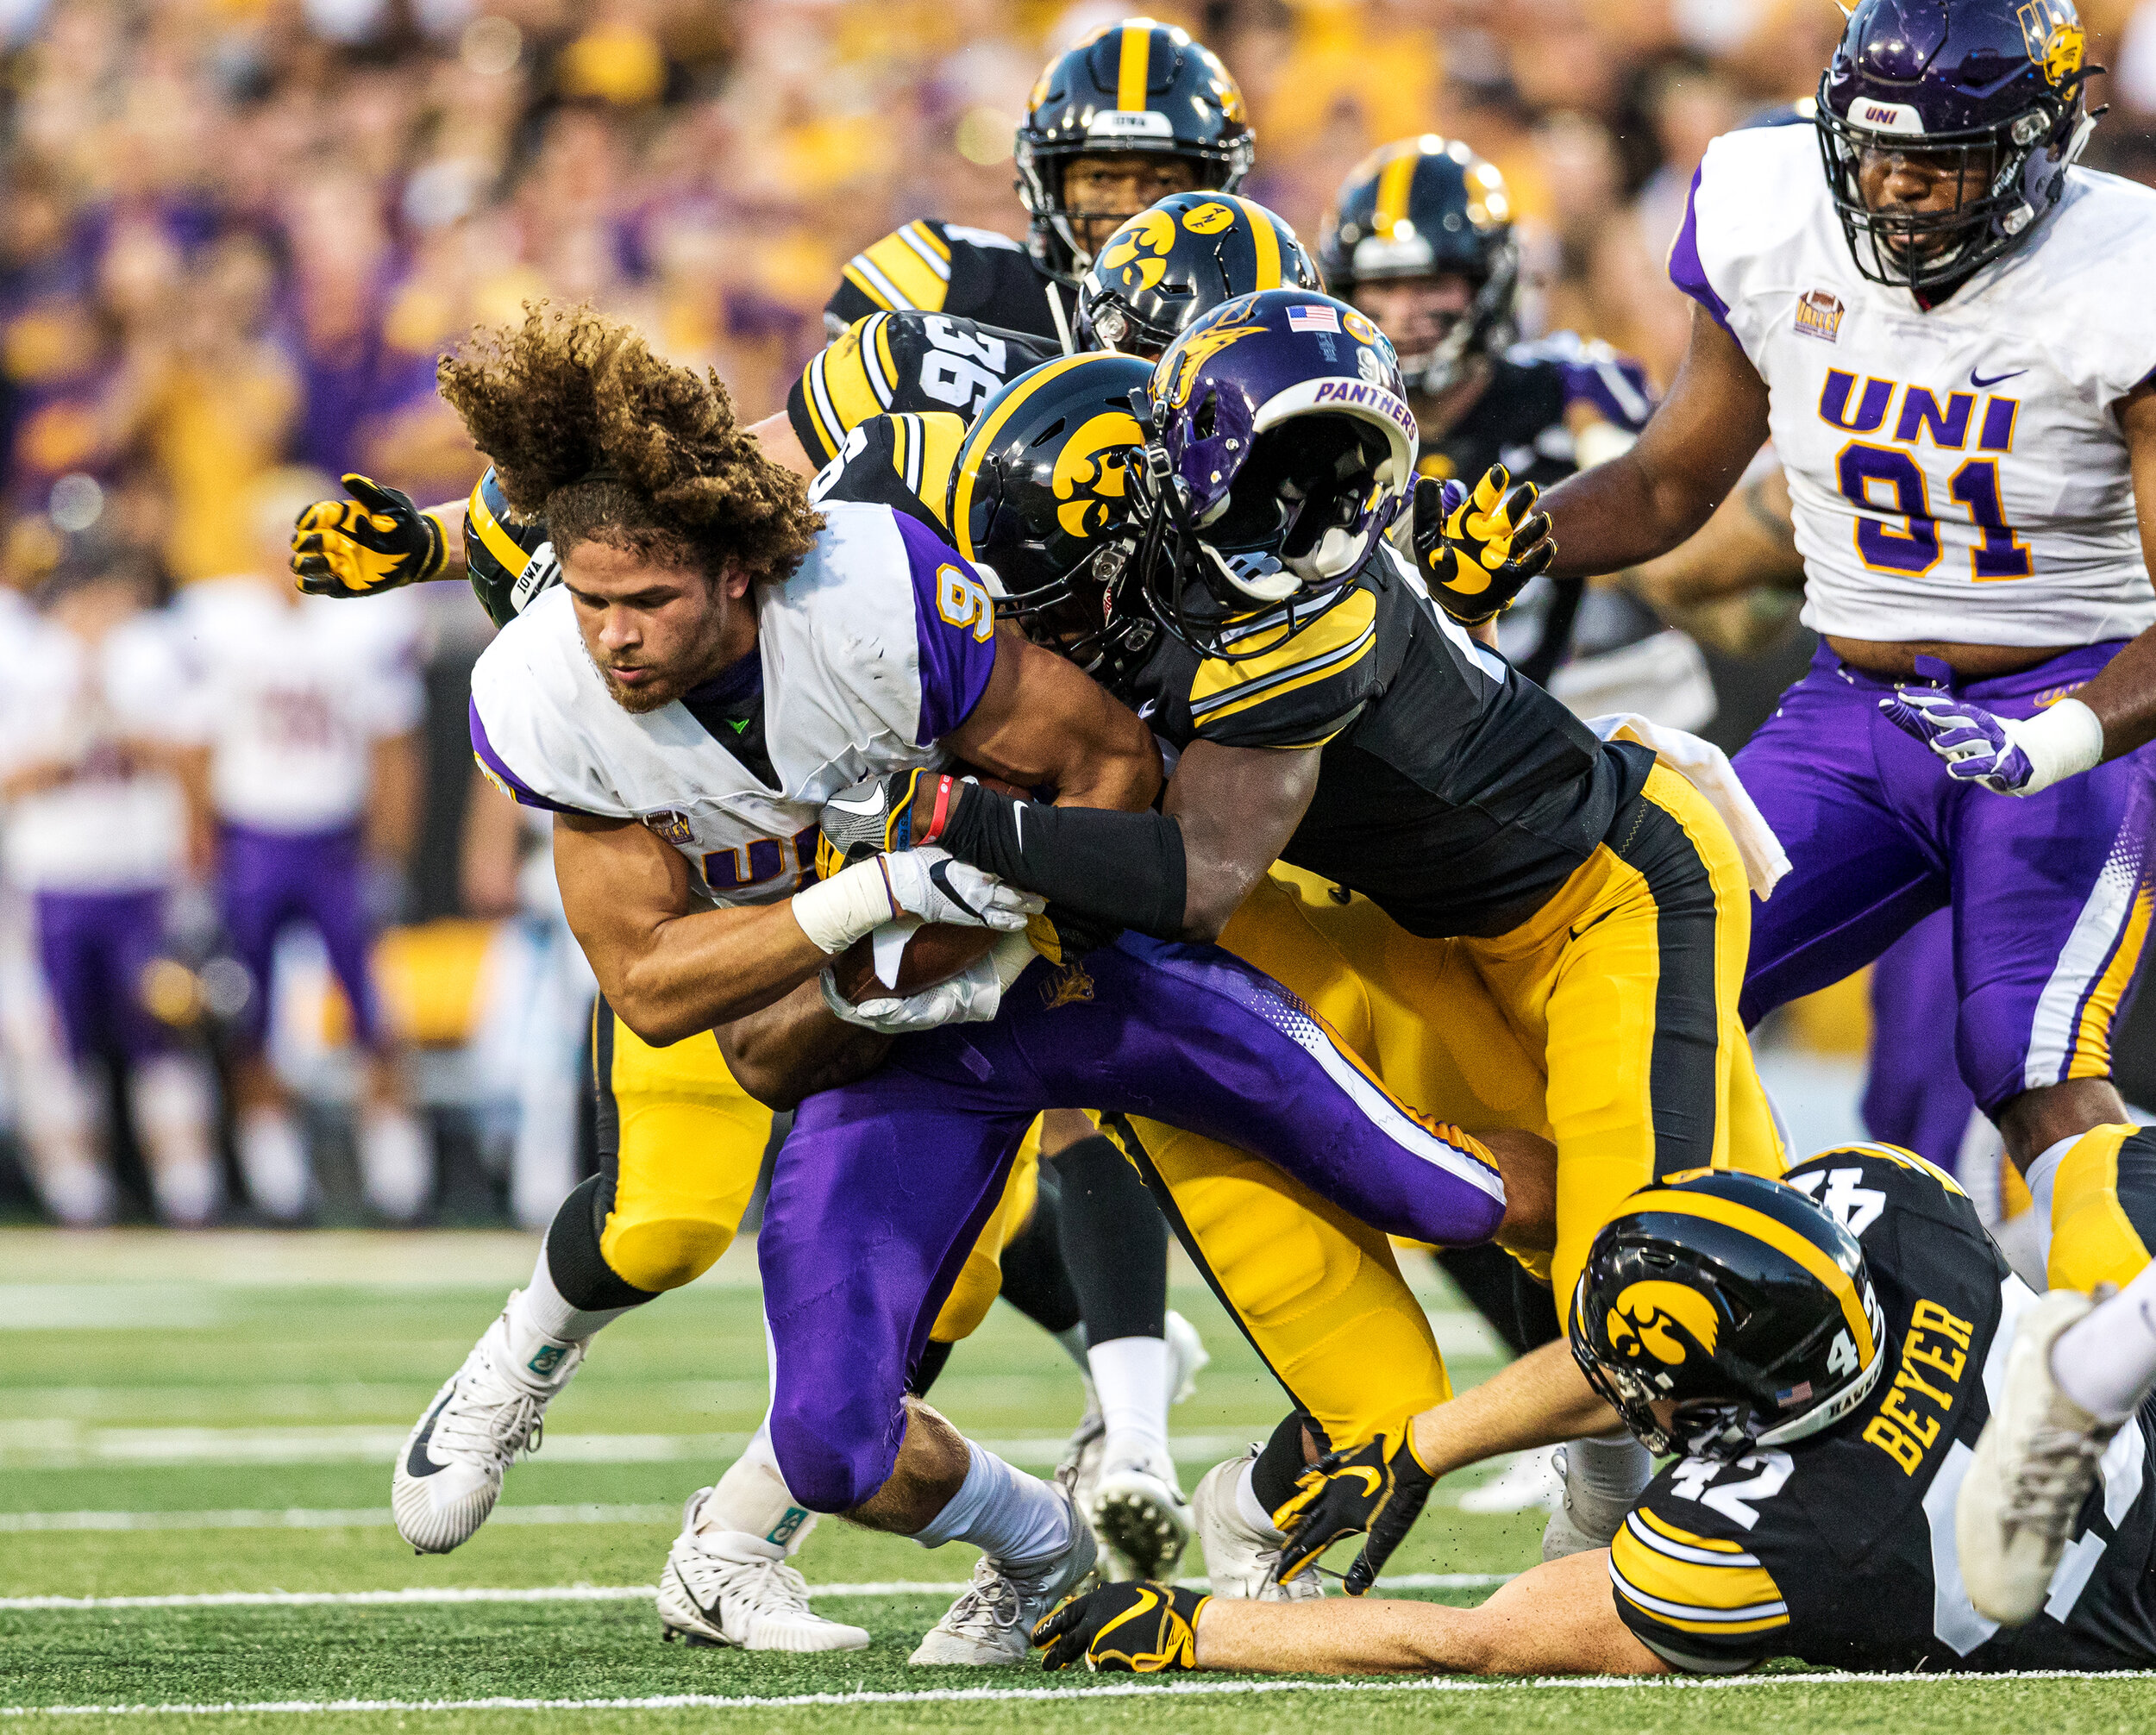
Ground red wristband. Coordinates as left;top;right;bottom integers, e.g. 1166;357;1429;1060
916;773;957;845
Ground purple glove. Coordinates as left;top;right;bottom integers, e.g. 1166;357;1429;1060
1877;688;2103;798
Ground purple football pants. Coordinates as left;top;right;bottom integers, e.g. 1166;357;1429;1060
219;824;383;1051
760;932;1509;1513
33;887;172;1063
1861;911;1977;1171
1739;642;2156;1119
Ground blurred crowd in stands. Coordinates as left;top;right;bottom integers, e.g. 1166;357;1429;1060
4;0;2156;1228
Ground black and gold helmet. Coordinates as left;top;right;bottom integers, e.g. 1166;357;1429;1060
1570;1169;1888;1462
1015;17;1255;284
463;467;559;630
946;351;1153;675
1318;136;1519;395
1077;192;1319;358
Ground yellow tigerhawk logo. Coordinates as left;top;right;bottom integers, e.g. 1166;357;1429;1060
1098;209;1177;294
1155;310;1265;408
1051;410;1141;538
2019;0;2084;85
1607;1281;1720;1367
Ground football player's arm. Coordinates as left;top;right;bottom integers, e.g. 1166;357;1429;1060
745;411;816;479
553;812;836;1043
943;624;1162;815
1614;466;1805;657
1190;1550;1664;1677
1538;304;1771;580
1407;1337;1619;1480
712;980;891;1110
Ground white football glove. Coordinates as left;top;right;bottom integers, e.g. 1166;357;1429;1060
819;931;1035;1034
880;845;1043;930
790;845;1043;955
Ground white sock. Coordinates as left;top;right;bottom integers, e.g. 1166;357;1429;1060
239;1106;311;1221
360;1106;430;1222
132;1057;219;1226
1564;1429;1652;1537
1232;1456;1284;1540
1088;1334;1170;1469
691;1419;818;1555
2026;1133;2078;1228
910;1442;1071;1566
2053;1260;2156;1423
511;1242;636;1354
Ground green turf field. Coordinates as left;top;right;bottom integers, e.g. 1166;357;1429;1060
4;1229;2149;1734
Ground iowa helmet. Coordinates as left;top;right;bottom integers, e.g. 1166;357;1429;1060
463;467;560;629
947;351;1155;674
1015;18;1255;284
1318;136;1519;396
1817;0;2097;297
1077;192;1319;358
1128;288;1414;658
1571;1170;1889;1462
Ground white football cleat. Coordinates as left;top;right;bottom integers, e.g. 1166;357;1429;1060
1165;1308;1210;1404
392;1294;580;1554
1190;1450;1324;1600
907;1477;1097;1666
1457;1445;1563;1514
657;1488;869;1652
1959;1288;2118;1625
1090;1455;1194;1581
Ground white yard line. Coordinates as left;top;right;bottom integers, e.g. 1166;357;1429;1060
5;1669;2153;1717
0;1574;1514;1613
0;1506;685;1534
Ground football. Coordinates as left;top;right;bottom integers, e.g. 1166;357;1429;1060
827;769;1028;1004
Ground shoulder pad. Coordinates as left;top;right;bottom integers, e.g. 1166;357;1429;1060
1188;585;1380;750
791;310;1063;463
1609;1500;1789;1674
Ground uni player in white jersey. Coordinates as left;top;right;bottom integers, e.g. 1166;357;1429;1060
1498;0;2156;1316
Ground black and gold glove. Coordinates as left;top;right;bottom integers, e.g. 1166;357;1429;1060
1413;464;1554;625
1270;1430;1436;1595
1033;1581;1209;1673
291;474;448;598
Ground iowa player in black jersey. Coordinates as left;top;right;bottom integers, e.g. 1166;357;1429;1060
1319;138;1689;707
825;18;1254;348
794;194;1315;469
1037;1149;2156;1677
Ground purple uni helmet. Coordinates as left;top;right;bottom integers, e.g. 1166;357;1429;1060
1817;0;2099;296
1125;286;1416;657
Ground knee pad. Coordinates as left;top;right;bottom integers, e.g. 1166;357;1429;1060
599;1212;736;1294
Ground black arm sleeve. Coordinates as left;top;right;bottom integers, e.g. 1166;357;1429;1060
937;786;1187;939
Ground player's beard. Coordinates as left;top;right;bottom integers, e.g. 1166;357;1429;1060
592;598;734;716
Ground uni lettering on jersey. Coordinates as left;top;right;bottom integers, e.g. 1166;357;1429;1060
1817;372;2033;583
1863;1298;1974;1475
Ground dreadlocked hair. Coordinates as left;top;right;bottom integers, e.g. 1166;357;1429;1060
436;301;822;588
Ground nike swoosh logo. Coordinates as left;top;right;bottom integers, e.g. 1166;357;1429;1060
824;792;882;816
1970;367;2025;389
727;717;749;734
1336;1465;1384;1496
404;1392;454;1478
1012;803;1025;851
1137;698;1159;720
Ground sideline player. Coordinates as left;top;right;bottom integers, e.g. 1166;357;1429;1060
1037;1149;2156;1678
826;297;1786;1582
176;470;429;1222
1317;136;1695;721
440;304;1539;1664
0;550;218;1225
827;17;1254;348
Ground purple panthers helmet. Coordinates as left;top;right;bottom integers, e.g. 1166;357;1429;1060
1126;286;1416;657
1817;0;2097;296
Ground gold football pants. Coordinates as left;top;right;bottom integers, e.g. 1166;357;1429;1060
2046;1122;2156;1293
592;1001;1038;1344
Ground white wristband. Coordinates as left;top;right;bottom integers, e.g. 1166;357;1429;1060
789;858;896;955
2013;697;2106;795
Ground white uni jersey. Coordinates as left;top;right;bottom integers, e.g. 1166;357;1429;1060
1674;124;2156;648
468;501;1000;907
175;577;424;835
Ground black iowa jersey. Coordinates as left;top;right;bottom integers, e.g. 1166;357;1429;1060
815;413;1652;940
788;311;1062;467
1610;1144;2156;1675
827;219;1069;348
1414;338;1661;685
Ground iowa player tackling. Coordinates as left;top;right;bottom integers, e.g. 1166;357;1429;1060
1038;1148;2156;1677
